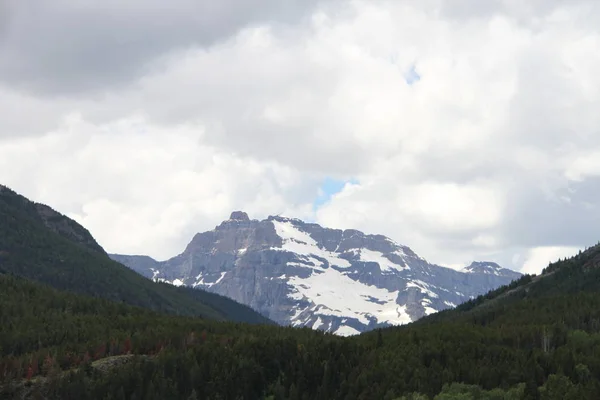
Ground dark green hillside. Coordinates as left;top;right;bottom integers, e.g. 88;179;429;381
0;185;105;255
0;185;271;325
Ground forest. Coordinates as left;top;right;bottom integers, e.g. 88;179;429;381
3;249;600;399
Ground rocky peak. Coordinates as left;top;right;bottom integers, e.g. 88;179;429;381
267;215;303;223
215;211;255;231
230;211;250;221
469;261;501;269
462;261;520;279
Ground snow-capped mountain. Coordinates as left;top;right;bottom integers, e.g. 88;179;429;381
461;261;517;276
111;212;521;335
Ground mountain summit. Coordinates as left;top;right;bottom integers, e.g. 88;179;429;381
461;261;518;277
112;212;521;335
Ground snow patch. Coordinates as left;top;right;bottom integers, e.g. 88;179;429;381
421;299;437;315
312;317;325;330
286;266;410;326
462;263;505;276
150;268;161;280
393;248;407;257
172;279;184;287
271;220;351;268
358;248;408;272
194;271;227;288
214;272;227;285
335;325;362;336
423;306;437;315
406;280;439;298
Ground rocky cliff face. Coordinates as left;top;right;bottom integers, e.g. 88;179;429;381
111;212;521;335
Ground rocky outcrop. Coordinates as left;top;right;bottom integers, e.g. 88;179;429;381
112;213;521;335
229;211;250;221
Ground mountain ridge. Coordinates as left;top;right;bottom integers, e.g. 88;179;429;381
112;211;521;335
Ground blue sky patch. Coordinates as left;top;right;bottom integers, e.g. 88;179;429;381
313;177;358;209
405;64;421;85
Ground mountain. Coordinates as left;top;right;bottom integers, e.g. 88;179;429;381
0;185;271;325
461;261;518;277
112;211;521;335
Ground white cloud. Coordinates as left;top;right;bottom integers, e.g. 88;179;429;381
521;246;581;275
565;151;600;181
1;0;600;274
396;182;504;232
0;116;317;259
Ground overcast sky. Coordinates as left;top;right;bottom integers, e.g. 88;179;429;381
1;0;600;273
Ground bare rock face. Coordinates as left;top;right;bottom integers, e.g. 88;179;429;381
111;213;521;336
229;211;250;221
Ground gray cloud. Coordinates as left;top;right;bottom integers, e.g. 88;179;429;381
438;0;599;23
0;0;328;95
500;177;600;248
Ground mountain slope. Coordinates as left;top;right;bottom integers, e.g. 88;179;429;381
112;211;520;334
0;185;271;325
